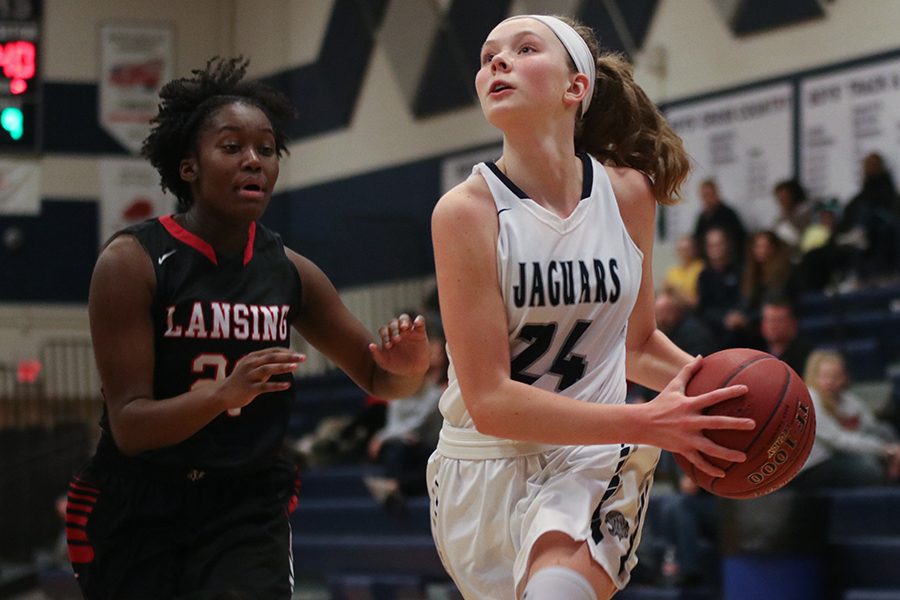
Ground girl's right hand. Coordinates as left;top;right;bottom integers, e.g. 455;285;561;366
217;348;305;414
644;356;755;478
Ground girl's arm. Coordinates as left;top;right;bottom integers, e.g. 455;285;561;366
287;250;430;400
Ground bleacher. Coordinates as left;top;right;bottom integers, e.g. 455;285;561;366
290;462;447;597
288;371;451;599
827;487;900;599
796;283;900;383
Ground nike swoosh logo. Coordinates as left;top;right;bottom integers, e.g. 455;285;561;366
158;249;177;265
497;208;512;215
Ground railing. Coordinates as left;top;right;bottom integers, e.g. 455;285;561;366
293;276;435;375
0;276;435;426
0;338;102;428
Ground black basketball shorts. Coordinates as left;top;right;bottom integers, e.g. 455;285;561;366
65;458;301;600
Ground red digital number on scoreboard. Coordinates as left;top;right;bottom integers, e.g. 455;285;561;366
0;40;35;94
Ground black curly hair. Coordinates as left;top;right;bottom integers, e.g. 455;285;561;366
141;56;296;212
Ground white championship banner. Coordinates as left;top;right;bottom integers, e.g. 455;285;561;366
664;82;795;241
99;23;173;154
800;55;900;205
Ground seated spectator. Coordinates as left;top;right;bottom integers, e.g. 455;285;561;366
800;198;840;254
693;178;747;261
740;230;796;323
300;285;443;466
331;393;389;463
696;227;750;349
663;235;704;308
796;198;845;292
628;291;716;404
792;349;900;489
755;298;814;375
834;152;900;284
771;178;815;255
364;318;448;509
655;290;717;357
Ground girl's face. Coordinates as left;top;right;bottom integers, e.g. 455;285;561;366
752;234;775;262
705;229;729;266
475;18;578;127
775;187;794;215
181;101;280;224
815;358;847;395
676;236;697;264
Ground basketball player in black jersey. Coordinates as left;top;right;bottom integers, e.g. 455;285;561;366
65;57;430;600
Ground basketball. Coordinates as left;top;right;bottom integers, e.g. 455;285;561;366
673;348;816;499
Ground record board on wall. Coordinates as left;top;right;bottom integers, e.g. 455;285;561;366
663;82;795;242
800;54;900;205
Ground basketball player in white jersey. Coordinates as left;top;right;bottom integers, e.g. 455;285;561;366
428;15;756;600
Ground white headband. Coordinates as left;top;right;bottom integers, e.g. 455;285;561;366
500;14;595;114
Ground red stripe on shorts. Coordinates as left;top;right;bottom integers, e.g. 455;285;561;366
67;492;97;503
66;502;95;514
68;544;94;564
70;479;100;494
66;514;88;526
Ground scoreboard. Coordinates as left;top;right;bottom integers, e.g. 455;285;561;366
0;0;40;151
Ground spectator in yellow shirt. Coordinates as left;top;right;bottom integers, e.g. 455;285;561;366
663;234;704;308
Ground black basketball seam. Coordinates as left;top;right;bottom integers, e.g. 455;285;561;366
709;358;790;494
717;354;772;388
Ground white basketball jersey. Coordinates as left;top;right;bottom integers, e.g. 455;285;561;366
439;153;643;448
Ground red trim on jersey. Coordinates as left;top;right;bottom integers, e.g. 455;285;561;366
243;221;256;266
160;214;218;265
159;215;257;266
66;527;88;542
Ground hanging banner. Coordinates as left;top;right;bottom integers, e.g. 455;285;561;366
0;158;40;214
663;83;795;241
99;23;173;154
800;55;900;204
98;158;173;246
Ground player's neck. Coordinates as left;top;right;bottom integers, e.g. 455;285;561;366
178;210;250;257
498;141;582;215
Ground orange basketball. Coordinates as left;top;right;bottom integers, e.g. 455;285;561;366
673;348;816;499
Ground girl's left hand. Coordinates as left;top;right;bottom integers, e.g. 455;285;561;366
369;313;430;376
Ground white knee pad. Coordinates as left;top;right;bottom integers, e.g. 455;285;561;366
522;566;598;600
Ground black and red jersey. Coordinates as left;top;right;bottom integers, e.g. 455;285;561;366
95;215;303;472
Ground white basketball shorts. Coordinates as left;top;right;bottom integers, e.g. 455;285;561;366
426;443;660;600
